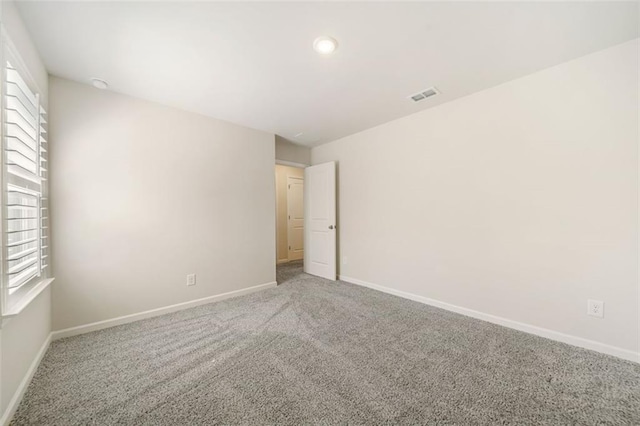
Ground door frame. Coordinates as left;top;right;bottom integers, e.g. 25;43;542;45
276;159;308;168
275;163;307;265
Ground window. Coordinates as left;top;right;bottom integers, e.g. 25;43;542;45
1;42;50;311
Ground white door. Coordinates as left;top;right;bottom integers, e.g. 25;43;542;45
287;176;304;261
304;162;336;280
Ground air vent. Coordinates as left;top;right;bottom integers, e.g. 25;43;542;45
409;87;439;103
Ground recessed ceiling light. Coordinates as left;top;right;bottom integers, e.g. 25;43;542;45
91;78;108;90
313;36;338;55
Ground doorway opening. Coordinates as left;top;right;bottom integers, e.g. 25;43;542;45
275;164;305;280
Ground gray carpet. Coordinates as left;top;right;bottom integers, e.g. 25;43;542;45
12;261;640;425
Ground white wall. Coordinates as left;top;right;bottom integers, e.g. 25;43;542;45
49;76;276;331
312;40;639;357
275;136;311;165
0;287;51;417
0;1;51;422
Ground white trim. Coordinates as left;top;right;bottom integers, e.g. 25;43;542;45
276;159;308;168
0;332;52;426
339;275;640;363
2;278;54;324
52;281;278;340
0;26;43;97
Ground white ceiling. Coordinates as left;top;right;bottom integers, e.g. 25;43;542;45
16;1;639;146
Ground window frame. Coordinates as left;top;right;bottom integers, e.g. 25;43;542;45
0;26;52;318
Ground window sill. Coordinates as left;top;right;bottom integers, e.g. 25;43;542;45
2;277;55;325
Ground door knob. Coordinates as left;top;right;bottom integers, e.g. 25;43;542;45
328;225;334;230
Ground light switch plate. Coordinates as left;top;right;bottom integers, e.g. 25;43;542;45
187;274;196;286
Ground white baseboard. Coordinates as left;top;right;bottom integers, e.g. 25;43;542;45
339;275;639;363
1;332;52;426
52;281;278;340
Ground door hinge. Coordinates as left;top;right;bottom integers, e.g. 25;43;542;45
289;246;291;250
288;215;290;220
288;184;290;189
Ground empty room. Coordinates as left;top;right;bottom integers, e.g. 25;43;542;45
0;1;638;424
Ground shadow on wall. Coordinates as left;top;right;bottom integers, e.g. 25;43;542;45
275;136;311;166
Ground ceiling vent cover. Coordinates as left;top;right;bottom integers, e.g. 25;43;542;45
410;87;439;102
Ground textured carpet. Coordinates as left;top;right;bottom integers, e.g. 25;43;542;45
12;261;640;425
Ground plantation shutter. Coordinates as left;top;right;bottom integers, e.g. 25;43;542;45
39;106;49;270
4;60;43;290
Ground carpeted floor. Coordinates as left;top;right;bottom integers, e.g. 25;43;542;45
12;261;640;425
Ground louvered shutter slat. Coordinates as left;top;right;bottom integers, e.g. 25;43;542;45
39;106;48;271
4;59;43;290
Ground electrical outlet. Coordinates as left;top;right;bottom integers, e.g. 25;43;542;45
342;256;348;265
187;274;196;286
587;299;604;318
